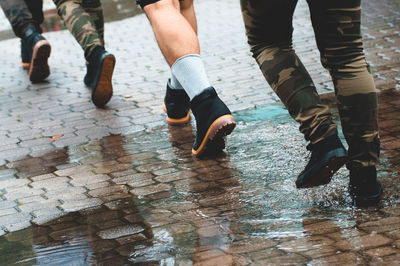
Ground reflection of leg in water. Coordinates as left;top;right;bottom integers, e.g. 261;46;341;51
30;197;154;265
187;159;243;264
137;0;236;157
0;0;51;82
53;0;115;107
7;148;69;178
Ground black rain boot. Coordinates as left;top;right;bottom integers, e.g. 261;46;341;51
84;46;115;107
296;134;348;188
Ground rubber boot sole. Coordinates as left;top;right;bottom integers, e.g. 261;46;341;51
92;54;115;107
296;148;348;188
192;114;236;157
22;62;30;70
29;40;51;83
163;102;191;125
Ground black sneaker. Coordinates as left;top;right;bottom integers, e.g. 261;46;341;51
349;166;382;206
22;29;51;82
163;80;191;125
190;87;236;157
296;134;348;188
84;46;115;107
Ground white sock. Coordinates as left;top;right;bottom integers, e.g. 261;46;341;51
171;54;211;100
169;72;184;90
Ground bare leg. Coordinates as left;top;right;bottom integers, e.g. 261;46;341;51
143;0;199;66
179;0;197;34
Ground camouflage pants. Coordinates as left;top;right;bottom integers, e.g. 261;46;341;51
241;0;379;167
0;0;43;37
53;0;104;59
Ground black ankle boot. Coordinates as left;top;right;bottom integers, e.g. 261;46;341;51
349;166;382;206
84;46;115;107
296;134;348;188
21;27;51;82
190;87;236;157
163;80;191;125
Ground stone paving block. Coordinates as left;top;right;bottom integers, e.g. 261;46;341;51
247;248;285;261
29;177;70;190
0;208;17;217
4;220;32;233
253;254;308;266
359;217;400;233
0;178;30;189
60;198;103;212
0;212;31;228
97;225;145;240
302;220;350;235
45;187;87;201
87;185;128;197
4;187;44;201
119;173;154;186
115;232;148;246
17;199;59;213
229;238;276;254
130;183;171;196
69;174;110;186
94;163;132;174
192;248;228;263
154;170;197;183
54;165;94;177
194;254;234;266
335;233;393;251
85;181;111;190
135;161;176;173
363;246;399;258
0;200;17;210
310;252;366;265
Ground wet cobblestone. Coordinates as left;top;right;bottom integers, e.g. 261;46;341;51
0;0;400;264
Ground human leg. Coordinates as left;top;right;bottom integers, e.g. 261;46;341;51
0;0;50;81
53;0;114;107
0;0;41;37
82;0;104;45
241;0;347;187
140;0;236;156
308;0;381;205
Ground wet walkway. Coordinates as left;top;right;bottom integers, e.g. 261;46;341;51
0;0;400;264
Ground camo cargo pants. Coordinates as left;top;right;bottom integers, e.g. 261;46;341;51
241;0;379;168
0;0;43;37
53;0;104;59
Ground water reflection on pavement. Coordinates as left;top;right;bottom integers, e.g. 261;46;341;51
1;94;400;264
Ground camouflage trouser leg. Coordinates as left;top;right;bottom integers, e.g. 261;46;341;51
308;0;379;167
53;0;104;59
0;0;43;37
241;0;379;167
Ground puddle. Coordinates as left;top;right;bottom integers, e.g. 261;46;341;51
0;95;400;264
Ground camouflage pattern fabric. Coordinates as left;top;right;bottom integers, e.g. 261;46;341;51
241;0;379;168
0;0;43;37
53;0;104;59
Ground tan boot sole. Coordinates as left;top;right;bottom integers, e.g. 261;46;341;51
92;54;115;107
29;40;51;82
192;114;236;157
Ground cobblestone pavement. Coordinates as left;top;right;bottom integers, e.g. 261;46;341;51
0;0;400;264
